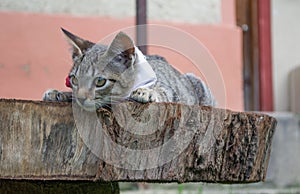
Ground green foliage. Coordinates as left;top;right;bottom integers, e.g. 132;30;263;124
177;183;184;194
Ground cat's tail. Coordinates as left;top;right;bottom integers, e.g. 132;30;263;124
184;73;216;107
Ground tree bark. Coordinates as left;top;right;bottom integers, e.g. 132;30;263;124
0;99;276;183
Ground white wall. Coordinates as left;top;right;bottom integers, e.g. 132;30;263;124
148;0;220;24
0;0;221;24
272;0;300;111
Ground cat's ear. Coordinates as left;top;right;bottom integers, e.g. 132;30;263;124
107;32;135;67
61;28;95;60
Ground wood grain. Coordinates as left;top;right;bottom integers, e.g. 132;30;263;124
0;99;276;183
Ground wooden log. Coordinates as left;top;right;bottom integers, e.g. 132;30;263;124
0;99;276;183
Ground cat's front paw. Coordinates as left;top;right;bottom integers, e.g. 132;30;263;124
43;89;71;102
130;88;157;103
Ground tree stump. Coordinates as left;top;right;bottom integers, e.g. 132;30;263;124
0;99;276;192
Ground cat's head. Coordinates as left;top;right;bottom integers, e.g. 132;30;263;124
62;28;137;111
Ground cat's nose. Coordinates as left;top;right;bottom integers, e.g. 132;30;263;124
77;88;94;99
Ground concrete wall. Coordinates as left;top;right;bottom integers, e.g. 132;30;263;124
272;0;300;111
0;0;221;24
267;112;300;187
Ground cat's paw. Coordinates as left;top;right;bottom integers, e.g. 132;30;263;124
43;89;71;102
130;88;157;103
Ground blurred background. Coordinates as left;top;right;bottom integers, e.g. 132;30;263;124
1;0;300;193
0;0;242;111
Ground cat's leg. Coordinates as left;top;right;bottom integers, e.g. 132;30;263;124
129;88;158;103
43;89;72;102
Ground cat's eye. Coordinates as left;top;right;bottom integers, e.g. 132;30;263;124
95;77;107;87
115;54;123;62
70;76;78;86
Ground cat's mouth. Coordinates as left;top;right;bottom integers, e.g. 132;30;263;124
75;97;117;111
76;98;100;112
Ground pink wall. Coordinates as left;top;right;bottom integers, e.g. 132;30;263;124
0;10;243;110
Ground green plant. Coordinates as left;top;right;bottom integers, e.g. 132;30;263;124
197;185;203;194
178;184;185;194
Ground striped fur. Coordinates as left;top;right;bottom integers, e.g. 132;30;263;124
43;29;215;111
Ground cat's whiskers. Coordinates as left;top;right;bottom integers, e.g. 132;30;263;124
93;96;122;108
95;95;126;103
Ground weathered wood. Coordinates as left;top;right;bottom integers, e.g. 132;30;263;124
0;99;276;183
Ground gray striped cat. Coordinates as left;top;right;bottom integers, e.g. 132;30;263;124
43;28;215;111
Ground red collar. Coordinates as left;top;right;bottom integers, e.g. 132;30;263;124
65;76;71;88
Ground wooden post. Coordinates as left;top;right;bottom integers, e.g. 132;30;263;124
236;0;274;111
236;0;260;111
136;0;147;54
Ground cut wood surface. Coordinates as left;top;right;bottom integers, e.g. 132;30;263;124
0;99;276;183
